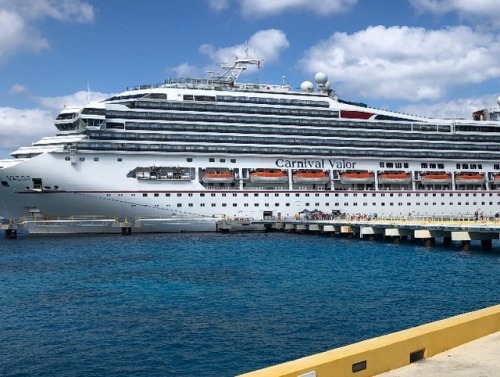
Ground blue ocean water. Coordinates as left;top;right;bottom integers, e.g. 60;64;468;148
0;232;499;377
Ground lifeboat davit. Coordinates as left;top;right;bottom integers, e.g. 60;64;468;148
202;170;234;183
378;171;411;185
420;172;452;185
455;172;485;186
340;171;375;185
292;170;330;184
250;169;288;184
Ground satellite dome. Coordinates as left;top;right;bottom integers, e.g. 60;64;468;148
301;81;314;92
497;95;500;106
314;72;328;86
324;81;331;91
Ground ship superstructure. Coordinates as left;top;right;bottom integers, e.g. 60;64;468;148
1;55;500;233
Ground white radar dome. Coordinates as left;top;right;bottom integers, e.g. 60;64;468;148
301;81;314;92
497;95;500;106
314;72;328;86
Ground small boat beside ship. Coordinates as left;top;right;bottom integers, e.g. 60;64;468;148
378;171;411;185
420;172;452;185
202;170;234;183
292;170;330;184
455;172;485;186
250;169;288;184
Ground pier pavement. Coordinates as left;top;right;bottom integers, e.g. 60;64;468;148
377;331;500;377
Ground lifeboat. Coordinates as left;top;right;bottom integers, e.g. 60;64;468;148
202;170;234;183
250;169;288;184
420;172;452;185
492;173;500;184
292;170;330;184
340;171;375;185
378;171;411;185
455;172;485;186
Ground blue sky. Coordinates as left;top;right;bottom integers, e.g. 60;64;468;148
1;0;500;157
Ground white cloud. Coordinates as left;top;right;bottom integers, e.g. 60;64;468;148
410;0;500;28
0;89;112;157
240;0;357;18
0;107;54;155
168;63;203;79
0;0;94;61
299;25;500;101
200;29;289;71
399;94;500;119
207;0;229;13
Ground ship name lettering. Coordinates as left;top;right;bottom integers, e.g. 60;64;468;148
275;159;356;169
6;175;31;181
275;159;324;169
327;159;356;169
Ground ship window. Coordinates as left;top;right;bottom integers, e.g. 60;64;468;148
404;163;409;168
462;163;468;169
177;203;182;207
421;163;428;168
143;193;147;197
165;193;170;197
209;158;215;162
1;181;9;187
154;193;159;197
79;157;85;161
220;159;225;162
244;203;248;207
211;203;216;207
200;193;205;197
438;164;444;169
177;193;182;197
94;157;99;162
380;162;385;167
200;203;205;207
118;158;122;162
231;159;236;163
254;203;259;207
233;203;237;207
65;157;70;161
187;158;193;162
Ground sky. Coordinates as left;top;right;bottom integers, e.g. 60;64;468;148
0;0;500;157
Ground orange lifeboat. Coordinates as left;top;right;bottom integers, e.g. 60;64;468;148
455;172;485;186
378;171;411;185
292;170;330;184
202;170;234;183
250;169;288;184
420;172;452;185
340;171;374;185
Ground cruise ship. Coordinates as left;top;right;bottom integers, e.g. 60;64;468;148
1;55;500;233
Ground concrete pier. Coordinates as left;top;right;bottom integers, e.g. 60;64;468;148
237;304;500;377
218;218;500;250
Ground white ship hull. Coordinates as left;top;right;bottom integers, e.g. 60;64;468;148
2;151;500;234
